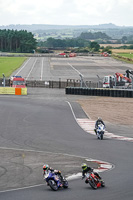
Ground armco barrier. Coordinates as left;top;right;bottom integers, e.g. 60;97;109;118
0;87;27;95
65;87;133;98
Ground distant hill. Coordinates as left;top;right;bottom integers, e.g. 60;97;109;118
1;23;133;40
0;23;121;31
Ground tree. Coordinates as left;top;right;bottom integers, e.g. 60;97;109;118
0;29;37;53
121;36;127;44
79;31;111;40
90;41;100;51
102;46;112;54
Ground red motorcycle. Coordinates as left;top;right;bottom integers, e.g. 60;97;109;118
84;172;105;189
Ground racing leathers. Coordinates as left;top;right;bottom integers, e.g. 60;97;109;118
82;166;102;183
43;167;63;182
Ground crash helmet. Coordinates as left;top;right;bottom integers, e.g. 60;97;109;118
43;164;49;171
98;117;102;121
81;163;88;170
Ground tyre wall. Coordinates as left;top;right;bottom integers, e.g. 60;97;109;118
65;87;133;98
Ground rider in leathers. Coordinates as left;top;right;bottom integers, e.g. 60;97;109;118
95;117;105;134
81;163;102;183
43;164;63;182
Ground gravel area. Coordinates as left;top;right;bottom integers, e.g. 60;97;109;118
77;96;133;137
78;97;133;125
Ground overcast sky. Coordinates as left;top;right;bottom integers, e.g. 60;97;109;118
0;0;132;26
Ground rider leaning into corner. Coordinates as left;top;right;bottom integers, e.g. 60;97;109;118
81;163;104;183
43;164;64;182
94;117;106;134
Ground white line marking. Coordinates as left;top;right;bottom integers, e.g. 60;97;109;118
0;184;44;193
68;62;84;76
0;146;87;159
0;102;116;193
15;58;31;76
66;101;77;121
66;173;81;180
0;146;114;193
26;58;37;80
40;58;44;81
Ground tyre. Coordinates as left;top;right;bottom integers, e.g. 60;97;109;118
101;181;105;187
88;179;97;189
63;180;68;188
100;134;103;140
48;180;58;191
97;133;100;139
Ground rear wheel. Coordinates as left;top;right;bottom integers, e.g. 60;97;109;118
48;180;58;191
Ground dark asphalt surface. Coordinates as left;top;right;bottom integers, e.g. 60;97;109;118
0;55;133;199
0;90;132;200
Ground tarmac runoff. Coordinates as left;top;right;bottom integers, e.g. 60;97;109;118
0;147;114;192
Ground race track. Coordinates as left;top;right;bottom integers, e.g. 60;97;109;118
0;55;133;200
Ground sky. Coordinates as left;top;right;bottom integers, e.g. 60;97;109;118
0;0;133;26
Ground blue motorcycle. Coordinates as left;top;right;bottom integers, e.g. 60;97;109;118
44;171;68;191
96;124;105;140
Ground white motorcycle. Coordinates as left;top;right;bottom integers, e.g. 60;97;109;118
96;124;105;140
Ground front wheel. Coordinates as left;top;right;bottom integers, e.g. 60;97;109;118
98;133;103;140
88;179;97;189
48;180;58;191
63;179;68;188
100;134;103;140
101;181;105;187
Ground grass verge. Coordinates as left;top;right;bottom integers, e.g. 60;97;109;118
112;54;133;64
0;57;27;78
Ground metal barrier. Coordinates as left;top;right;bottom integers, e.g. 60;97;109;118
0;78;101;89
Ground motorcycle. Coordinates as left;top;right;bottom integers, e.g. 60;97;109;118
44;171;68;191
84;172;105;189
96;123;105;140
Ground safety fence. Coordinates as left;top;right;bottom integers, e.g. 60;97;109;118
0;53;101;57
65;87;133;98
0;78;101;89
25;80;102;88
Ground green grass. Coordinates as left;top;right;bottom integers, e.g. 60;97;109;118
112;54;133;64
0;57;27;78
118;53;133;59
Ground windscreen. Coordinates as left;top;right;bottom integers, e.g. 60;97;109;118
13;81;25;85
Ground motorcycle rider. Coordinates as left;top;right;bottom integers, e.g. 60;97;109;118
81;163;103;183
94;117;105;134
43;164;63;182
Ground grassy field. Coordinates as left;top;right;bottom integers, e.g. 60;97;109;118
117;53;133;59
0;57;27;78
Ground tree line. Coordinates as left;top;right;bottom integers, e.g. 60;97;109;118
79;32;111;40
38;31;111;50
38;37;91;48
38;38;100;52
0;29;37;53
